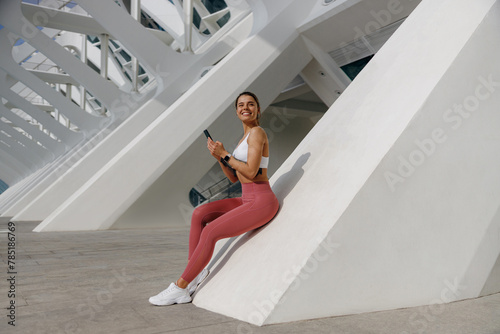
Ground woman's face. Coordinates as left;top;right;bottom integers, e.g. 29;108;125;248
236;95;260;124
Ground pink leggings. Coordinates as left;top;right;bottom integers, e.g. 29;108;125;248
181;181;279;282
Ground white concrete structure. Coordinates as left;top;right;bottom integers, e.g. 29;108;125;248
194;0;500;325
1;0;498;326
1;0;252;222
0;0;414;227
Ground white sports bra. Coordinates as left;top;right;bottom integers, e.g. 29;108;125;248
232;132;269;168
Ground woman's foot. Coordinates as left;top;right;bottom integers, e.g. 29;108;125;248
187;268;210;295
149;283;192;306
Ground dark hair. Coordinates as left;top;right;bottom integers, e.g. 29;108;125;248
235;91;260;109
235;91;261;125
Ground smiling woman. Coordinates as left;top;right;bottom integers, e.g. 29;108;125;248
149;92;280;306
218;92;269;183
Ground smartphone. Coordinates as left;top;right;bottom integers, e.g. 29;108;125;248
203;129;212;141
204;129;234;174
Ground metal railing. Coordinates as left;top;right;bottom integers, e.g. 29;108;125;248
189;177;242;207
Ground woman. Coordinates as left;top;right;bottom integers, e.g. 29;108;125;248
149;92;279;306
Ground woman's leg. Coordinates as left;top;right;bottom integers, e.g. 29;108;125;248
188;198;243;260
149;184;279;305
180;189;279;284
149;197;247;306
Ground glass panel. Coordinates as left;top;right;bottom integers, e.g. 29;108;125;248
341;55;374;80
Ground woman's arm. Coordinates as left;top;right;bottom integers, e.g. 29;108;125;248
207;138;239;183
218;160;239;183
221;128;266;180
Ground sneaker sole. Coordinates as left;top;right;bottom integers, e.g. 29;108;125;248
149;295;192;306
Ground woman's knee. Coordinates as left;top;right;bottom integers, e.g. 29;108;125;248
191;206;220;228
191;206;207;227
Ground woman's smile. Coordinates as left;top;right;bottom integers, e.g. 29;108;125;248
236;95;259;123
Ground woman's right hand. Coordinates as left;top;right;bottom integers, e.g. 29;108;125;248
207;138;222;160
208;138;239;183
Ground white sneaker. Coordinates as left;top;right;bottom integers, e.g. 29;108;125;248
149;283;192;306
187;268;209;295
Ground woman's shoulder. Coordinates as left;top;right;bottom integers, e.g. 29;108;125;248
248;126;268;142
250;126;266;136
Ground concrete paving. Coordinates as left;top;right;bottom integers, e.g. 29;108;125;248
1;221;499;334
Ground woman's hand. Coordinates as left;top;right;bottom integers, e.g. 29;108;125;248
207;138;228;159
208;138;238;183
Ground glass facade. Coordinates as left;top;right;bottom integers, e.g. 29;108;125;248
340;55;374;80
0;179;8;195
192;0;231;35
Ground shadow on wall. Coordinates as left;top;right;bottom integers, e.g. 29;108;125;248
196;152;311;291
272;152;311;207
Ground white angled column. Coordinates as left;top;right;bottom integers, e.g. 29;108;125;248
193;0;500;325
